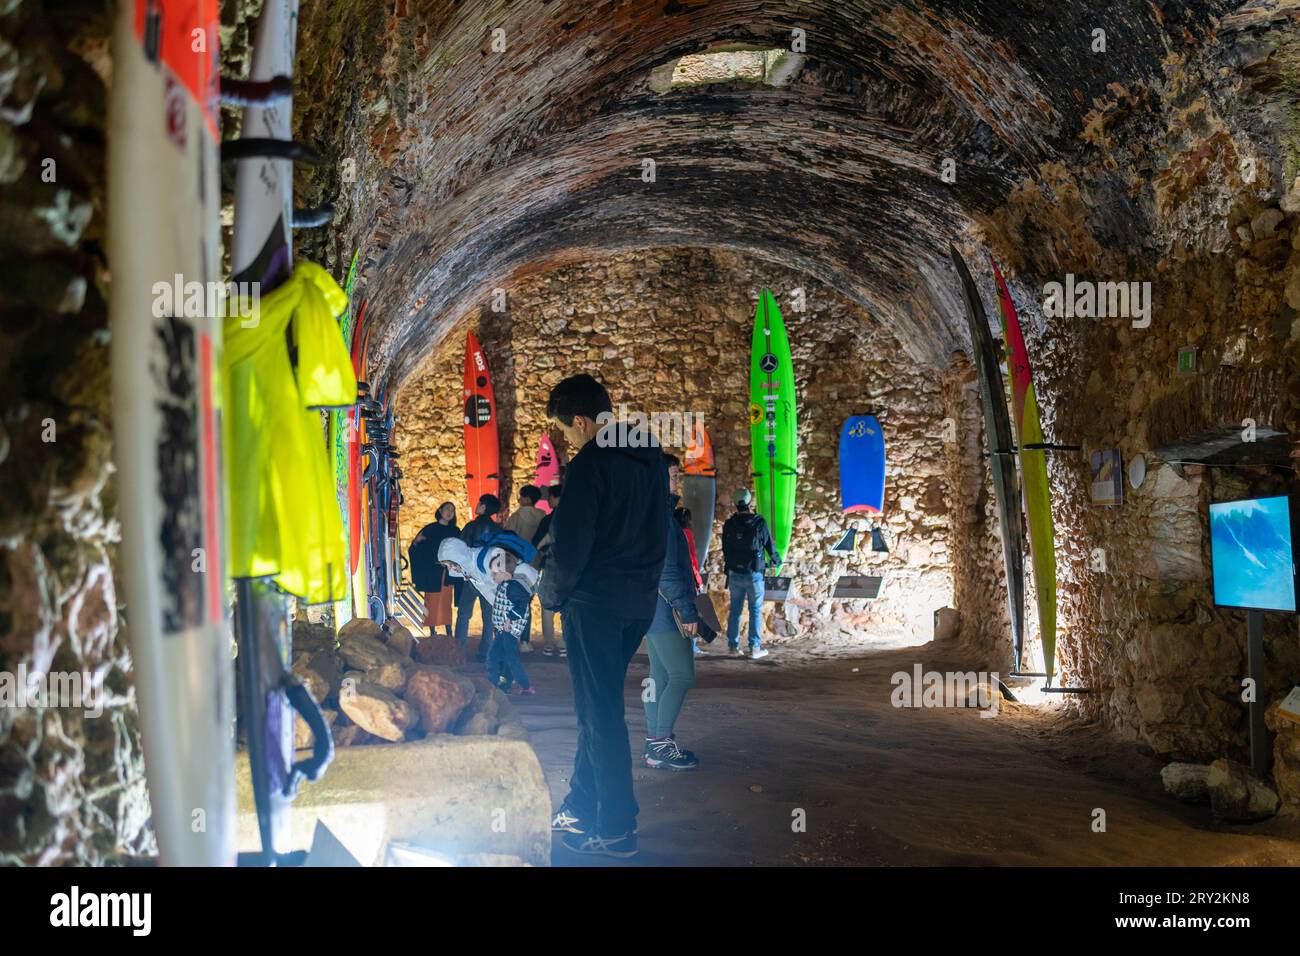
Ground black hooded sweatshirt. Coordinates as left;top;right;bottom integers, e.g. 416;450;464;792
538;428;669;622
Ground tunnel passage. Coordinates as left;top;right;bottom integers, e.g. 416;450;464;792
1;0;1298;864
296;0;1299;754
396;247;958;647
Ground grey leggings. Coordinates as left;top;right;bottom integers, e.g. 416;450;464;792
642;629;696;738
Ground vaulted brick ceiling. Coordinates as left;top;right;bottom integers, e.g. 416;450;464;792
301;0;1231;389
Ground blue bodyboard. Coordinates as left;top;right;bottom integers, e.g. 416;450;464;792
840;415;885;514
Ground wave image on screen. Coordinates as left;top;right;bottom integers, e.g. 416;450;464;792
1209;496;1296;612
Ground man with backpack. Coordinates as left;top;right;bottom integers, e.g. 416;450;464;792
720;488;779;659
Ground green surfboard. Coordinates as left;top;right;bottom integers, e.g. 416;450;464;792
749;288;797;559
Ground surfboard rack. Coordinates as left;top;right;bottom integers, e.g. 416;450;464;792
1024;442;1082;453
1009;670;1048;678
990;443;1082;456
220;74;293;107
1041;686;1094;694
832;575;882;599
220;137;327;166
292;203;335;229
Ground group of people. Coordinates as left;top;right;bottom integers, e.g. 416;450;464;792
408;483;565;694
407;374;781;859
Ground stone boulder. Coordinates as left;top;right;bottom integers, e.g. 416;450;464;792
295;708;337;751
339;629;408;691
455;676;508;736
338;680;416;742
1206;758;1280;822
407;663;477;699
292;618;336;656
365;659;407;693
291;656;330;706
292;649;342;705
339;631;393;670
1264;699;1300;809
339;617;384;643
332;724;373;747
383;619;416;659
414;634;466;666
404;669;471;734
1160;762;1211;804
310;649;343;697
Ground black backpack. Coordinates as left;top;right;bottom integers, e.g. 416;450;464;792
407;526;440;591
722;513;765;574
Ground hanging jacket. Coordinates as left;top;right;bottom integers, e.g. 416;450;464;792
224;260;356;604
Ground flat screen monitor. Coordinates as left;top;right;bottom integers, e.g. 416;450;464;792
1208;495;1296;613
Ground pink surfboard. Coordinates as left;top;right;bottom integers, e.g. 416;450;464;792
534;433;564;513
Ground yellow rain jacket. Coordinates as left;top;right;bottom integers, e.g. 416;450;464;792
224;261;357;604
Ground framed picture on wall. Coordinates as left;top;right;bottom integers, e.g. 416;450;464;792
1090;448;1124;506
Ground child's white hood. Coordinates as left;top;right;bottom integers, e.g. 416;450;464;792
438;537;539;602
437;538;497;603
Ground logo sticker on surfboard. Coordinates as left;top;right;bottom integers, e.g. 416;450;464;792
465;395;492;427
749;403;762;426
759;353;779;373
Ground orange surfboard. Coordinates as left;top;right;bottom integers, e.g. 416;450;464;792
464;331;499;510
684;420;716;476
681;421;717;563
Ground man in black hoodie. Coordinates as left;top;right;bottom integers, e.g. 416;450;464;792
540;374;669;859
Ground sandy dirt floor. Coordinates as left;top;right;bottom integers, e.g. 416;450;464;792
502;634;1300;867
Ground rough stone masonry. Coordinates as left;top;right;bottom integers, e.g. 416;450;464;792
2;0;1300;864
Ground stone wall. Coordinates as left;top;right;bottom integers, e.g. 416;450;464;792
953;16;1300;775
940;355;1020;670
396;247;954;646
0;1;152;864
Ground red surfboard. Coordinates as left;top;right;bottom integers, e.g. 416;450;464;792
464;330;499;510
347;300;369;574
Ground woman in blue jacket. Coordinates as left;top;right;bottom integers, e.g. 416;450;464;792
642;455;701;772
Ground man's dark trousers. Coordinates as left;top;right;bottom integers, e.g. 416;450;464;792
562;598;649;837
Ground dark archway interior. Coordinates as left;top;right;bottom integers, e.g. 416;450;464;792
0;0;1297;867
297;0;1237;385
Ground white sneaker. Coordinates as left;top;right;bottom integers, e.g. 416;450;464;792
519;643;534;654
749;647;769;660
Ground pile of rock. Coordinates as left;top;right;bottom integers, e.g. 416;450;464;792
1160;758;1282;823
290;618;516;748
